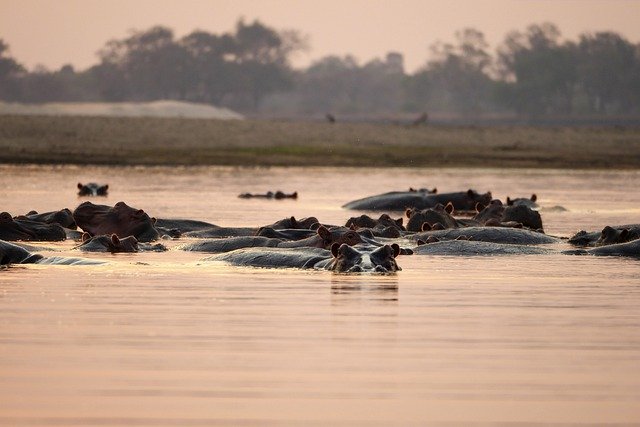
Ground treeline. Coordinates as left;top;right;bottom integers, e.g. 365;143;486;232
1;20;640;119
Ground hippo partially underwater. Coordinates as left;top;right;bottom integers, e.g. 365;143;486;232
204;243;402;273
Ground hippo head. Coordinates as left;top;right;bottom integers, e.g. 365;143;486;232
467;189;493;209
80;233;139;253
473;199;505;225
503;204;543;231
77;182;109;196
596;226;636;246
328;243;401;273
406;203;456;232
317;226;362;249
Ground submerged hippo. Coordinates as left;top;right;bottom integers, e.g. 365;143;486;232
345;213;405;237
405;203;469;232
180;225;363;253
204;243;402;273
73;201;159;242
564;238;640;258
413;239;554;256
21;208;77;229
343;189;491;212
238;191;298;199
569;225;640;247
77;182;109;196
411;226;559;245
0;212;66;241
506;194;539;209
76;234;139;252
473;200;543;231
1;239;104;266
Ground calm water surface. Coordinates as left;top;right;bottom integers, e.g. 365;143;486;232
0;165;639;426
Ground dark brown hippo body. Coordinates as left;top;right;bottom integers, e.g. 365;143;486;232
0;212;66;241
77;182;109;196
73;201;159;242
0;239;44;264
205;243;401;273
343;189;491;212
21;208;77;229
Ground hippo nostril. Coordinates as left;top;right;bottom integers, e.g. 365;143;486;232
375;265;389;273
347;266;363;273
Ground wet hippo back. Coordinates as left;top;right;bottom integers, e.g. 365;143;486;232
0;213;66;242
0;240;44;265
343;189;491;212
411;227;559;245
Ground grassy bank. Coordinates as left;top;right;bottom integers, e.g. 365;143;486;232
1;115;640;168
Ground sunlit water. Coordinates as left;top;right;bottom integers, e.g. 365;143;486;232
0;165;639;426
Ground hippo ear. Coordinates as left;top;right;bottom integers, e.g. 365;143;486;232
531;194;537;202
601;226;614;237
405;208;413;218
330;242;340;258
467;189;474;197
349;223;357;230
432;222;445;230
290;216;297;228
390;243;400;258
445;202;454;214
506;197;512;205
81;232;91;242
409;187;416;192
421;222;432;232
111;234;120;245
77;182;83;189
475;202;485;213
151;217;157;225
396;217;403;227
432;188;437;194
619;229;630;241
317;225;331;241
104;184;109;190
416;239;425;246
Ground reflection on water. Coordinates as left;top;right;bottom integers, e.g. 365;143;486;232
0;165;639;426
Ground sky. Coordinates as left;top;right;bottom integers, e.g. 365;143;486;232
1;0;640;73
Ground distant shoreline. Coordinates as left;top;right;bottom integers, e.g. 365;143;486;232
1;115;639;169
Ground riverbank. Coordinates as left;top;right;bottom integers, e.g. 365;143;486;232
1;115;639;168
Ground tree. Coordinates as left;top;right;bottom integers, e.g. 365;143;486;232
0;40;25;100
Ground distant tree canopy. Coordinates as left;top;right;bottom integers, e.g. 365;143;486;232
1;20;640;119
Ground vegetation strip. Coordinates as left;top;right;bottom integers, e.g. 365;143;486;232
1;115;639;168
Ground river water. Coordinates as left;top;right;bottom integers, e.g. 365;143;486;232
0;165;639;426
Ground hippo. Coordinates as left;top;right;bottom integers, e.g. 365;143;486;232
21;208;77;229
345;213;405;237
564;238;640;258
255;227;318;240
238;191;298;199
405;203;469;232
204;243;402;273
185;216;321;239
473;200;543;231
77;182;109;196
72;201;159;242
1;239;44;264
410;226;559;245
1;239;104;266
0;212;66;241
343;189;491;212
412;240;554;256
180;225;363;253
506;194;539;209
76;234;139;252
569;225;640;247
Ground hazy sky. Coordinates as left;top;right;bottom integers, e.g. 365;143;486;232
1;0;639;73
